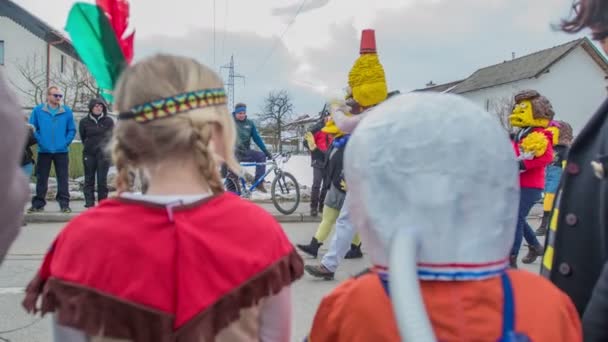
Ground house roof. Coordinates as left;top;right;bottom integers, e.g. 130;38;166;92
0;0;80;61
284;114;320;129
415;37;608;94
413;80;464;93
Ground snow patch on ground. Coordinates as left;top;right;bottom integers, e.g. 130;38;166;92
282;155;313;187
238;154;313;187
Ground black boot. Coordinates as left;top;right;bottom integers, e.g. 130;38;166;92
297;237;322;258
344;243;363;259
536;211;550;236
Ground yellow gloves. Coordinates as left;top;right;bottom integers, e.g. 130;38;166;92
304;132;317;151
340;179;347;191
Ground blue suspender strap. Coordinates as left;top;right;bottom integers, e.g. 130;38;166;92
499;272;534;342
378;272;390;296
501;272;515;338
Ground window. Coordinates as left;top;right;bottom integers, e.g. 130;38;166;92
0;41;4;65
60;55;66;73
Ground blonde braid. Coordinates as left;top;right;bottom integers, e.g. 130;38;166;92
111;139;133;194
190;121;224;194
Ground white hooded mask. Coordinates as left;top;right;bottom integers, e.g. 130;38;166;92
344;92;519;340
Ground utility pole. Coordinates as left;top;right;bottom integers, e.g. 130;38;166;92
220;54;245;110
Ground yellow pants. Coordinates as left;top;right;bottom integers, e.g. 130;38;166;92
543;193;556;212
314;207;361;245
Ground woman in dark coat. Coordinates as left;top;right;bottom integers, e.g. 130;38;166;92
79;98;114;208
541;0;608;339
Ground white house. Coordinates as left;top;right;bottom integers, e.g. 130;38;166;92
0;0;94;111
416;38;608;135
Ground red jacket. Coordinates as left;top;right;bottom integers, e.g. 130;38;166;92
512;127;554;189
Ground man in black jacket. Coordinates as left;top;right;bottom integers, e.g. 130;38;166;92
79;98;114;208
303;107;332;216
541;0;608;328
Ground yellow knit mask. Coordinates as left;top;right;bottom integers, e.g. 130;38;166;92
348;29;388;108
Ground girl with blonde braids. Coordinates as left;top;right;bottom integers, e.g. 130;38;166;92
22;54;303;342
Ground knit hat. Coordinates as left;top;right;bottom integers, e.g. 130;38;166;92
233;103;247;116
347;29;388;107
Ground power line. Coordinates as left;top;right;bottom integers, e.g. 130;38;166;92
213;0;216;67
255;0;308;73
221;0;229;61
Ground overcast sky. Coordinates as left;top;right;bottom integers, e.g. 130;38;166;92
17;0;590;117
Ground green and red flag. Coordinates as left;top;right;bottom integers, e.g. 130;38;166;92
65;0;135;103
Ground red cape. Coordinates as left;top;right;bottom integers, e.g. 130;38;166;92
24;192;303;341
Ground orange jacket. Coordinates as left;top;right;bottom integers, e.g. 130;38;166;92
308;270;581;342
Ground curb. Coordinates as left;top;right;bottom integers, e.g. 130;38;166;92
25;213;321;224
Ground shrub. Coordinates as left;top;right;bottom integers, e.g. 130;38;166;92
32;142;84;180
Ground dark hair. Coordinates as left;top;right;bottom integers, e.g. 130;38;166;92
513;90;555;121
234;102;246;109
561;0;608;39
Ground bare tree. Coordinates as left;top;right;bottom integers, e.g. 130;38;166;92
51;63;98;110
488;96;514;133
10;55;46;106
10;55;97;110
259;90;294;153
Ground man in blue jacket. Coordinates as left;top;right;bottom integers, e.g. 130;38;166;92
28;86;76;213
233;103;272;192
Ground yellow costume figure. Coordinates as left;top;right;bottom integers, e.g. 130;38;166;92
509;90;555;267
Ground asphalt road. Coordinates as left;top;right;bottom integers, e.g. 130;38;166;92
0;221;542;342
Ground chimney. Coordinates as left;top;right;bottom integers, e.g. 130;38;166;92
426;80;436;87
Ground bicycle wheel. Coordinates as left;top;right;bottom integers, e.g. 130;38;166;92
224;176;241;195
271;171;300;215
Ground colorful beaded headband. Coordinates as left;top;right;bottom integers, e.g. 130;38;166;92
118;88;227;123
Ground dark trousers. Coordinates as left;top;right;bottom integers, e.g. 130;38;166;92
32;152;70;209
311;166;327;210
511;187;542;256
83;151;110;206
238;150;266;181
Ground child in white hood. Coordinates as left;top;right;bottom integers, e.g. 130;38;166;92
306;92;581;342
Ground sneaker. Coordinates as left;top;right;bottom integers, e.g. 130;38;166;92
61;207;72;214
304;264;335;280
27;207;44;213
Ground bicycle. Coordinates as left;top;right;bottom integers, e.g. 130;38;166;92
224;152;301;215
